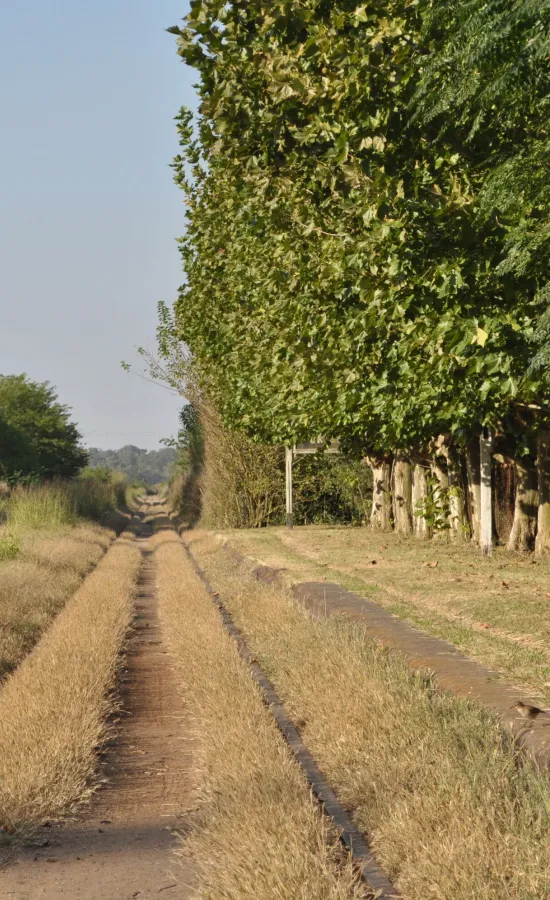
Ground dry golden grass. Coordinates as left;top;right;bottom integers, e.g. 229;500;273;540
224;526;550;702
153;526;365;900
0;529;141;833
189;532;550;900
0;523;118;679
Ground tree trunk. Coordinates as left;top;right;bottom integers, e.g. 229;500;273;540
367;457;392;530
536;431;550;556
447;452;468;540
434;438;467;540
507;457;538;552
465;441;481;546
392;456;413;535
431;457;451;537
412;464;432;539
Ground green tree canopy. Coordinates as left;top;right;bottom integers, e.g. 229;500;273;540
413;0;550;377
0;375;88;481
167;0;546;457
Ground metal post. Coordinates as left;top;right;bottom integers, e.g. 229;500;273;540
480;428;493;557
285;446;293;528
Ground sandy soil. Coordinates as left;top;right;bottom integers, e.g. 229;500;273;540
0;524;195;900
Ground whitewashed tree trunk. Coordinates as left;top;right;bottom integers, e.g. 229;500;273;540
536;431;550;557
392;456;413;535
465;442;481;546
412;464;432;539
480;431;493;556
507;457;538;552
367;456;392;530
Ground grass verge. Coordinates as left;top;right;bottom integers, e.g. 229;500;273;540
0;477;142;679
0;528;141;834
223;527;550;703
153;526;364;900
0;523;117;679
188;531;550;900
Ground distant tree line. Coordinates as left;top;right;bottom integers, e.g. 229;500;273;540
162;1;550;550
87;445;176;486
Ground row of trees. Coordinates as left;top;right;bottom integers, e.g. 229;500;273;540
0;375;87;482
166;1;550;550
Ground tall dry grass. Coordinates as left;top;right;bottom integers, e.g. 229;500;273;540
153;526;364;900
0;528;141;833
188;533;550;900
0;475;130;535
199;399;285;529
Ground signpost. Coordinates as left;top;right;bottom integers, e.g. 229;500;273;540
285;441;341;529
285;446;294;528
480;429;493;556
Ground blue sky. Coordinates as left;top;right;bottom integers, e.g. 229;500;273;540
0;1;195;450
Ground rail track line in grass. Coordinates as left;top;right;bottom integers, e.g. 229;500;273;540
177;527;400;900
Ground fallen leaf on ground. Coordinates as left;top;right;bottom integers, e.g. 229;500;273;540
422;561;439;568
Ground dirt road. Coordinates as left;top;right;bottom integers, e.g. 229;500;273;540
0;519;194;900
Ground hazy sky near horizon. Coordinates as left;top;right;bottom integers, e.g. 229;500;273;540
1;1;195;451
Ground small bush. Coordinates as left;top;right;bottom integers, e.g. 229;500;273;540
293;455;372;525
